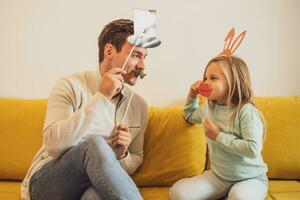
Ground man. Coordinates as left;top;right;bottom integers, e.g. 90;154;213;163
21;18;160;200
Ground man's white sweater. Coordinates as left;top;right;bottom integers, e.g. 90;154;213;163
21;69;148;200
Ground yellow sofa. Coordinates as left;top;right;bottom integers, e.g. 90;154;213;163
0;97;299;200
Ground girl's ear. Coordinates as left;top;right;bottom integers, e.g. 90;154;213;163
230;31;247;55
104;43;114;60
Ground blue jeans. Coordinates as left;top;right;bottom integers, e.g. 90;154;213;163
29;136;143;200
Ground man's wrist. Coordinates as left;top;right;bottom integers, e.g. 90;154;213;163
118;151;128;160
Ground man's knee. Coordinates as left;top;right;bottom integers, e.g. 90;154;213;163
81;186;103;200
82;135;116;161
84;135;106;147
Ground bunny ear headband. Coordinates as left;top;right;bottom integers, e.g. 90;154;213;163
219;28;246;57
198;28;246;118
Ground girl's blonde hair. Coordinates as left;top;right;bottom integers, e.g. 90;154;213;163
203;55;266;140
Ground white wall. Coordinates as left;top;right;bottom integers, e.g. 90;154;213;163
1;0;299;106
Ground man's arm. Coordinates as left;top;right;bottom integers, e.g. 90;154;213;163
118;101;148;175
43;77;115;159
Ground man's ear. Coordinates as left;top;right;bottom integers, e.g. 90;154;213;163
104;43;114;60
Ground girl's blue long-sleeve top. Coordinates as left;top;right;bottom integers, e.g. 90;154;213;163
184;96;268;181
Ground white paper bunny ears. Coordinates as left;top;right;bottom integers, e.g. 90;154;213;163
127;9;161;48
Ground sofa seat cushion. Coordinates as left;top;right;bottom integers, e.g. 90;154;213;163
271;192;300;200
140;187;169;199
139;186;274;200
268;180;300;200
0;181;20;200
269;180;300;193
132;106;207;187
0;180;297;200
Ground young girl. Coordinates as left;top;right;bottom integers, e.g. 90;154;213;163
169;55;268;200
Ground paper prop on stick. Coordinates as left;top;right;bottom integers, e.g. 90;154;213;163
120;9;161;125
127;9;161;48
198;83;213;97
121;9;161;80
198;82;213;118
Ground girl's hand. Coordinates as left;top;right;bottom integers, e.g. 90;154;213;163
188;80;202;99
203;118;220;140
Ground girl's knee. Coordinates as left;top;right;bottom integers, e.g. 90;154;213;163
228;187;267;200
169;180;188;200
227;190;246;200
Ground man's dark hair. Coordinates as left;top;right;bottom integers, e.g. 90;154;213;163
98;19;134;63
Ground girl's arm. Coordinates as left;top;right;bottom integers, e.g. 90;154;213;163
214;104;264;158
183;96;204;124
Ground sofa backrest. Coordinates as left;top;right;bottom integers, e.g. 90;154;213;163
132;106;207;187
0;98;207;184
0;97;299;183
256;96;300;179
0;98;47;180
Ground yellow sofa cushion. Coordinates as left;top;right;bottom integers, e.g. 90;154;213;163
268;180;300;200
132;106;207;187
139;186;274;200
140;187;169;200
0;98;46;180
269;180;300;193
0;181;20;200
0;181;285;200
256;97;300;179
1;96;299;184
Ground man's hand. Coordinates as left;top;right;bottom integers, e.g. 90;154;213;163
99;68;126;99
189;80;202;99
111;124;132;159
203;118;220;140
